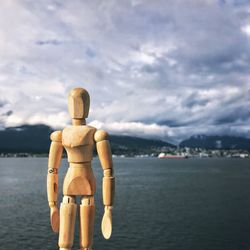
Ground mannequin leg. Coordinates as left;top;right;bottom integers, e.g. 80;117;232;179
58;195;77;250
79;196;95;250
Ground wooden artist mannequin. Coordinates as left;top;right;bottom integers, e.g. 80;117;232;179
47;87;115;250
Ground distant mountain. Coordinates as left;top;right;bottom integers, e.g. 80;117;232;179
109;134;175;155
0;124;175;155
0;125;52;153
180;135;250;149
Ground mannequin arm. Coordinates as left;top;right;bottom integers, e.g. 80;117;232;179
94;130;115;239
47;130;63;233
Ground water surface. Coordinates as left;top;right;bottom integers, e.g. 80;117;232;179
0;157;250;250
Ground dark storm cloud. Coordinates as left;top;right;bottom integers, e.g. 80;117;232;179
182;93;210;108
36;39;62;46
0;100;7;108
5;111;13;116
215;107;250;124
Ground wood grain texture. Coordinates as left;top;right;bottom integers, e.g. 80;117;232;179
62;126;96;163
72;118;86;126
47;173;59;202
48;141;63;169
47;88;116;248
79;196;95;249
50;130;62;142
47;131;63;205
96;140;113;170
63;126;96;147
64;145;94;163
63;163;96;196
103;177;115;206
68;88;90;119
58;196;77;250
104;169;113;177
50;206;59;233
101;206;112;239
94;130;109;142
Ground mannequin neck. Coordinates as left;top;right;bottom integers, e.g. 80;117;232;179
72;118;86;126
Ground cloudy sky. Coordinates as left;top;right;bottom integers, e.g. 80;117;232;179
0;0;250;143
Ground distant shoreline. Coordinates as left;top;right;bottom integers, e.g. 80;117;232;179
0;152;249;159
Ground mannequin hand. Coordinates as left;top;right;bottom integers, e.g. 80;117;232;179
101;206;113;239
50;206;59;233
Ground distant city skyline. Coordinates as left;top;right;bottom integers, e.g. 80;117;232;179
0;0;249;143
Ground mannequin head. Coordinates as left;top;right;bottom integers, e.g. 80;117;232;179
68;87;90;119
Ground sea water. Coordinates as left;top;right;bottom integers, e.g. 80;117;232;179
0;157;250;250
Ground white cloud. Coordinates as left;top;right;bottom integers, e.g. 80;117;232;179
241;25;250;36
90;120;173;138
0;0;250;143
